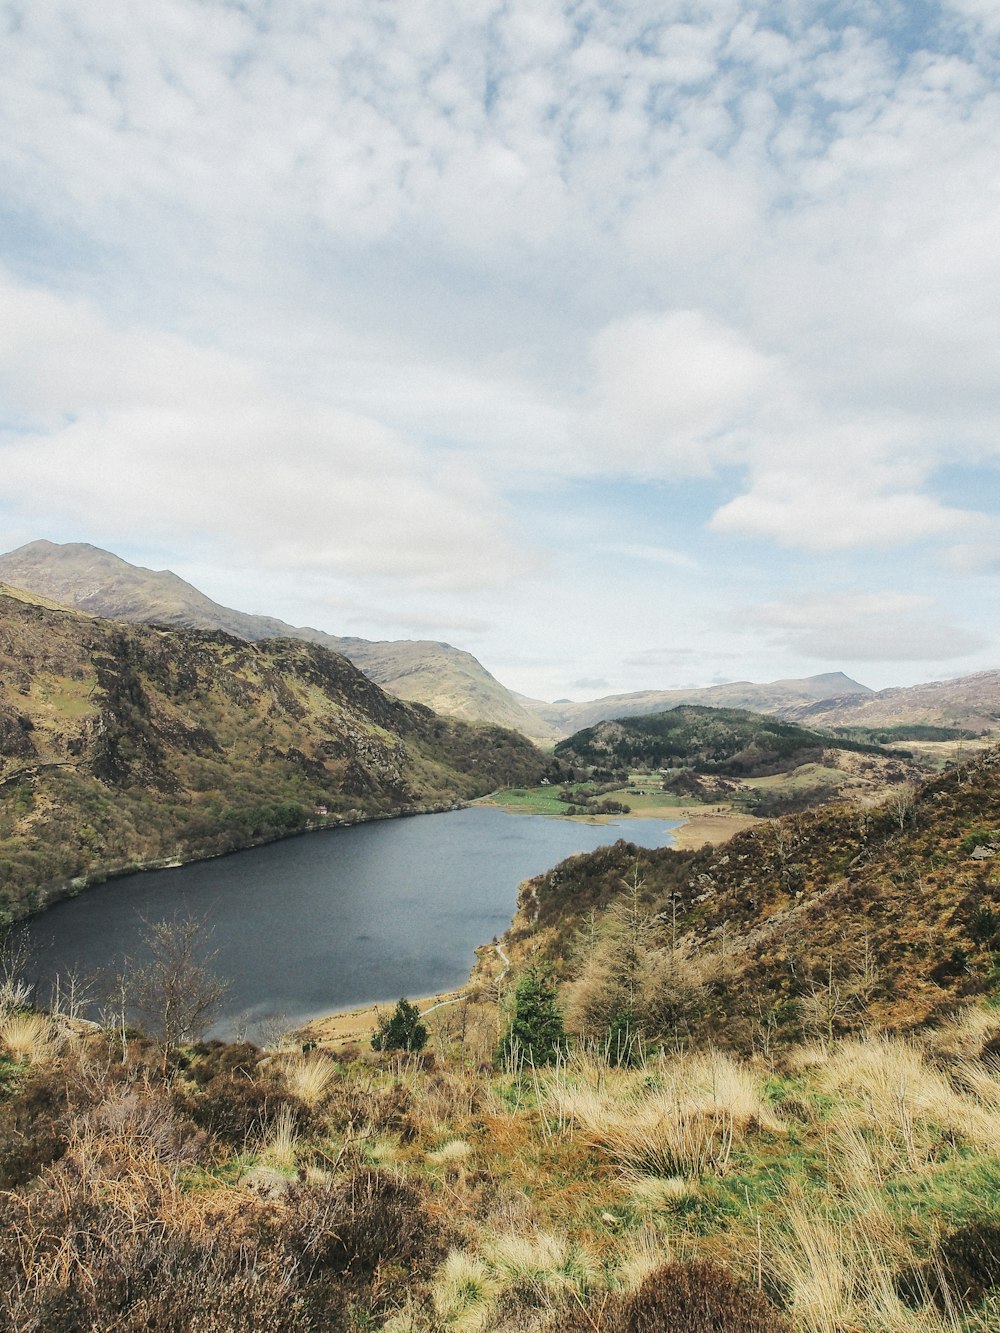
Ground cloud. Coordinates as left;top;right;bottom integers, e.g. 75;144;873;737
942;539;1000;576
2;3;1000;696
710;469;980;550
603;543;700;570
0;275;538;591
735;592;989;661
587;310;777;475
570;676;610;691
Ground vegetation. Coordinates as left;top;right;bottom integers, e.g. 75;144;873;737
498;967;567;1067
2;977;1000;1328
372;999;429;1053
555;705;896;777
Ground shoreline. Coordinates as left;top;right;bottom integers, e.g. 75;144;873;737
294;987;466;1050
295;805;754;1048
480;795;757;852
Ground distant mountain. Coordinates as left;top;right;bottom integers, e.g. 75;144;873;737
785;671;1000;734
522;671;873;735
0;588;544;922
12;541;986;747
0;541;552;740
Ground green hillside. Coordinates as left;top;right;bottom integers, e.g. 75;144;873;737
554;704;890;777
504;744;1000;1048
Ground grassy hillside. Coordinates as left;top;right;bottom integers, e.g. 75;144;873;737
1;727;1000;1328
2;957;1000;1327
0;541;555;740
553;705;890;777
0;592;544;923
502;745;1000;1052
548;704;926;817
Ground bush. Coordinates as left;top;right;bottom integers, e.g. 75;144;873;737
899;1220;1000;1312
562;1260;790;1332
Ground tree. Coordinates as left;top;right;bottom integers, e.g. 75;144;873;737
129;914;229;1075
371;998;428;1053
498;966;567;1067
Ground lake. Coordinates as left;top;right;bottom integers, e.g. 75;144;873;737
23;805;680;1039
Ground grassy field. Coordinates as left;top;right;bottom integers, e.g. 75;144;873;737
4;990;1000;1329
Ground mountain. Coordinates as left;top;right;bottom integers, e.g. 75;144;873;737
0;541;553;741
785;670;1000;734
0;588;544;922
12;541;994;746
521;672;873;735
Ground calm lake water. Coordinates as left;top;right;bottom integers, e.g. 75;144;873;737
24;806;679;1039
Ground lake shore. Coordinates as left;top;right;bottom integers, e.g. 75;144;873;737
294;804;754;1048
294;987;465;1049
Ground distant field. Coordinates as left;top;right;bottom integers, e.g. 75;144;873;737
482;780;701;820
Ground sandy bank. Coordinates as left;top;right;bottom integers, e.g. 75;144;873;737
295;988;465;1050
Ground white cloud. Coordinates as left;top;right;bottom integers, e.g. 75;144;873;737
710;471;980;550
603;543;700;570
2;3;1000;695
588;309;777;474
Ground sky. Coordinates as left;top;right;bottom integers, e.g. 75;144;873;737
2;0;1000;703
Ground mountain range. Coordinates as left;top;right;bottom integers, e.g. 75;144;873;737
1;539;998;741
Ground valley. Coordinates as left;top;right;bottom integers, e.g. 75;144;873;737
3;540;1000;1330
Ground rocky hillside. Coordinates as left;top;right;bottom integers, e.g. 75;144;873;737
786;670;1000;734
503;743;1000;1047
0;541;552;740
0;591;544;923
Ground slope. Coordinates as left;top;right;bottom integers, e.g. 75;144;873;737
0;591;544;922
0;541;552;740
526;672;873;735
787;670;1000;734
553;704;888;776
503;743;1000;1047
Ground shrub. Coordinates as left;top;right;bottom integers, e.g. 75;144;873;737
900;1220;1000;1312
498;967;567;1067
561;1259;790;1331
185;1071;311;1148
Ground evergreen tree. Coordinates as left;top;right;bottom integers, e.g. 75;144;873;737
498;967;567;1066
371;997;428;1053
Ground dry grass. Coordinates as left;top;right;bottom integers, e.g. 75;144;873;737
427;1138;472;1163
816;1035;1000;1166
432;1249;501;1330
545;1047;784;1178
0;1010;58;1062
771;1199;957;1333
258;1103;300;1172
282;1053;337;1106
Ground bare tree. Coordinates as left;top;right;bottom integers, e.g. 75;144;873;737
129;914;229;1075
886;782;918;834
